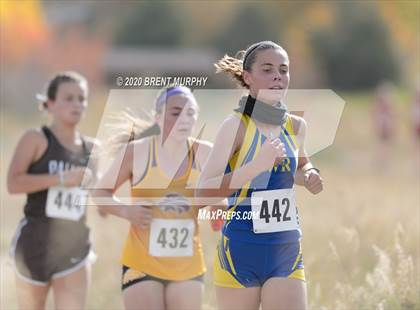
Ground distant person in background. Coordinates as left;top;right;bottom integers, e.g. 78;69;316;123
412;85;420;140
372;82;397;168
411;85;420;172
372;82;396;142
7;72;98;310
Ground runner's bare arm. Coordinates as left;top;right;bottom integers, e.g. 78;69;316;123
196;115;265;203
292;116;310;185
91;139;151;222
291;116;323;193
193;139;227;209
7;129;60;194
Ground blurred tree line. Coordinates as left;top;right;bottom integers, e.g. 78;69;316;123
2;1;417;93
310;2;400;90
111;1;415;91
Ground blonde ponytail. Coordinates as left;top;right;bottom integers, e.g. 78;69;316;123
104;109;159;156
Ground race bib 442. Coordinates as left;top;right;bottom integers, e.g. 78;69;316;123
251;188;299;234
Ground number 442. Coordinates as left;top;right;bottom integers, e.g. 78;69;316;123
260;198;291;223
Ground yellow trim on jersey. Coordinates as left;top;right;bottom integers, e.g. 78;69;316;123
223;236;237;275
214;238;244;288
122;269;147;285
288;268;305;281
279;116;297;153
214;252;244;288
284;115;300;150
291;243;302;271
291;253;302;271
229;113;259;207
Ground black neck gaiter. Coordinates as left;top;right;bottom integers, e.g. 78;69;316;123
234;95;288;126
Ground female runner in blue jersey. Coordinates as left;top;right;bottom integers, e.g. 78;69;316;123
197;41;323;310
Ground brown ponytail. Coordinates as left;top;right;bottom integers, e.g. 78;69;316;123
215;41;287;89
214;51;247;88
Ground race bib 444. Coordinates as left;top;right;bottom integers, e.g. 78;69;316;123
46;187;87;221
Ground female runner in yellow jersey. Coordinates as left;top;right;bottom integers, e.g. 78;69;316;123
93;86;213;310
197;41;323;310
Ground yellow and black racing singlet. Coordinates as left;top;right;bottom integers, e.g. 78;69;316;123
121;136;205;280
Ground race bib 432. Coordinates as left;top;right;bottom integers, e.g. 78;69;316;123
149;219;195;257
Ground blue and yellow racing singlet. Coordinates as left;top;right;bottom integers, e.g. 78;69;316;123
223;113;301;244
